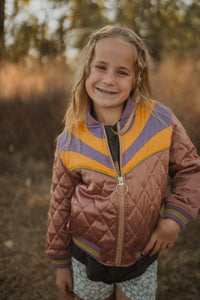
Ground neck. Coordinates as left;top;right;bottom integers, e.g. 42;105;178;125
92;105;124;125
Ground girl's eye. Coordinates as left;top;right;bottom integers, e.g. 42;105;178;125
95;65;106;71
118;70;129;76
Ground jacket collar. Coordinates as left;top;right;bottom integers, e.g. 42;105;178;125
86;98;135;126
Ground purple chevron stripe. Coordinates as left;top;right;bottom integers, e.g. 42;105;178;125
86;123;105;139
122;103;172;165
120;98;135;123
58;132;113;169
119;112;136;133
57;131;68;151
85;105;107;138
154;102;172;126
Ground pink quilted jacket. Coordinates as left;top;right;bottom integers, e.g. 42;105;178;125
46;99;200;267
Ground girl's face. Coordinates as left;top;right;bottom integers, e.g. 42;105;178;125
85;37;136;122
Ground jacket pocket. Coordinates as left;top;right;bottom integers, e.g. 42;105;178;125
66;214;73;234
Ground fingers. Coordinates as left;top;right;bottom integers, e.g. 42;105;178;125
166;242;174;249
56;280;73;298
58;283;69;298
56;267;74;298
143;238;175;257
57;283;75;299
148;240;161;257
142;237;156;256
66;275;73;292
142;218;179;257
66;290;75;299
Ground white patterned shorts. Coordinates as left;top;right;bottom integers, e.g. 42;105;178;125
72;257;157;300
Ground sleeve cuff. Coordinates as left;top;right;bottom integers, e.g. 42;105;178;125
51;256;71;268
163;204;193;229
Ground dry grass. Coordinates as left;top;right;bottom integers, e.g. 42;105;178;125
0;58;199;299
0;61;72;101
0;62;73;162
152;55;200;149
0;158;59;300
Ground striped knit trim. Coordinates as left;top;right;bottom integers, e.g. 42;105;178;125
165;209;188;224
51;257;71;268
72;237;100;260
73;237;144;263
135;250;143;261
163;204;194;229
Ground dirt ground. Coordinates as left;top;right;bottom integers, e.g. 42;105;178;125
0;151;199;300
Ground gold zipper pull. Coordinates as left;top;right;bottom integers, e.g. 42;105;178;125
116;176;128;195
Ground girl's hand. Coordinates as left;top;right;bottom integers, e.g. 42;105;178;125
56;267;74;298
142;218;181;257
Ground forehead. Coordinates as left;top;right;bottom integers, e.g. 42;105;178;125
92;37;137;66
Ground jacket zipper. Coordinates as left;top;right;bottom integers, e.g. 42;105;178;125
102;123;128;266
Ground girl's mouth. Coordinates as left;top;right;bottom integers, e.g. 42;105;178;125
96;87;118;95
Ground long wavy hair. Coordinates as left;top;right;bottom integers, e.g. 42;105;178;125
63;25;153;139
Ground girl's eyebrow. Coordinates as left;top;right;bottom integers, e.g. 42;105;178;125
93;60;106;64
118;66;131;72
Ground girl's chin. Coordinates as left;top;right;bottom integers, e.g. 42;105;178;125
93;102;124;111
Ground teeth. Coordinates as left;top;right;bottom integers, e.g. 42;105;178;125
96;87;116;94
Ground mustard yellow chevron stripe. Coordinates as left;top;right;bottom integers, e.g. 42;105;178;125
122;101;155;153
76;123;108;155
123;126;172;174
60;151;116;177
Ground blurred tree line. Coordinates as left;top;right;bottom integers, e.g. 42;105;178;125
0;0;199;63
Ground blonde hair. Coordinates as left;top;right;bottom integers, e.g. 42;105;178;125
63;25;153;138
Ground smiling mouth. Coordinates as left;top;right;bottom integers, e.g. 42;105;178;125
96;87;118;95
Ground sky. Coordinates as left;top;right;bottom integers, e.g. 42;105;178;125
5;0;195;29
5;0;69;34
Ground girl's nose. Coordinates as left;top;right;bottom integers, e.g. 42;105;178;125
102;72;115;85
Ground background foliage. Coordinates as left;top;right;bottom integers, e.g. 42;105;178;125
0;0;200;62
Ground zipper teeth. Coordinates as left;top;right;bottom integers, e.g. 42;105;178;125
116;194;125;266
102;123;125;267
116;123;124;266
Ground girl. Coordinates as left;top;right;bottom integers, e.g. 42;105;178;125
46;25;200;300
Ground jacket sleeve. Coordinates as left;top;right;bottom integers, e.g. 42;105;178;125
46;147;75;267
164;112;200;229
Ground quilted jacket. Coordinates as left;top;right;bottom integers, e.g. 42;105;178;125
46;99;200;267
